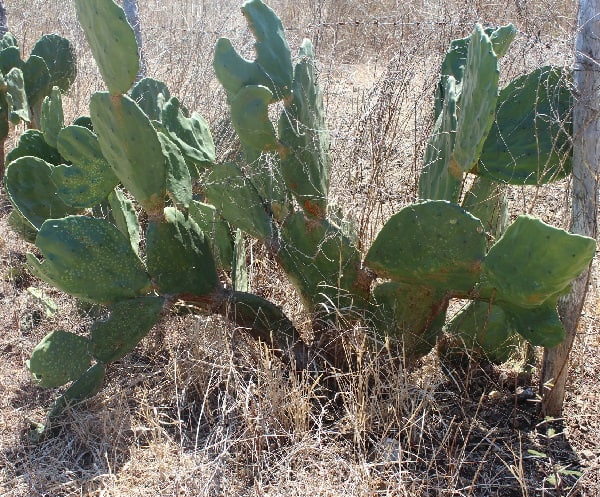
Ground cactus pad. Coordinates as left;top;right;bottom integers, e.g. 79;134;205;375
90;296;165;363
370;282;446;360
279;39;330;218
107;188;141;254
161;97;216;176
146;207;218;296
5;156;77;229
205;163;273;241
213;0;292;99
130;77;171;120
41;87;64;148
74;0;139;95
90;92;166;216
478;66;573;184
502;302;565;348
365;201;486;294
278;212;365;310
27;216;152;304
27;330;92;388
188;201;234;271
30;34;77;92
157;131;192;209
53;125;119;208
6;129;62;166
482;215;596;307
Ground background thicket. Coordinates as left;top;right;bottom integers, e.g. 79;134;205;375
1;1;599;496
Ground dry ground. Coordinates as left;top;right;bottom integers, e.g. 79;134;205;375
1;1;599;495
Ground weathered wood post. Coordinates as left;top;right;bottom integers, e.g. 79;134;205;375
540;0;600;416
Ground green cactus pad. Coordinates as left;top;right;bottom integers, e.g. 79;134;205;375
370;282;446;360
5;67;30;123
30;34;77;92
53;125;119;208
478;66;573;184
161;97;216;176
146;207;218;296
230;85;279;153
502;301;565;348
279;40;330;218
73;115;94;131
90;92;166;216
90;296;165;363
23;55;51;109
107;188;141;254
462;176;508;243
204;163;273;241
225;291;298;349
443;301;519;363
41;87;64;148
7;209;37;243
213;0;293;100
5;157;78;229
188;201;234;271
27;216;152;304
365;201;486;294
157;132;192;209
0;32;17;50
6;129;62;166
419;76;461;201
278;212;365;310
74;0;139;95
27;330;92;388
481;215;596;307
488;24;517;58
232;229;249;292
130;77;171;120
0;45;22;75
453;25;499;174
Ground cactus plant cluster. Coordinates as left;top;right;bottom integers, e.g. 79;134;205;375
2;0;596;438
0;30;76;180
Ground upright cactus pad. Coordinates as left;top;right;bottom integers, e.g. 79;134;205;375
205;163;273;241
4;68;30;124
27;330;92;388
452;25;499;174
90;296;165;363
90;92;166;216
279;39;331;219
502;302;565;348
442;301;519;363
365;201;486;294
30;34;77;92
157;131;192;209
161;97;216;175
188;201;234;271
74;0;139;95
41;87;64;148
108;188;141;254
53;125;119;208
130;77;171;121
146;207;219;296
478;66;573;184
213;0;293;100
462;176;508;244
27;216;152;304
419;76;460;201
23;55;51;111
278;212;365;311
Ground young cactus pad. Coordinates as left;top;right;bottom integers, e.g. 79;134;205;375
74;0;139;95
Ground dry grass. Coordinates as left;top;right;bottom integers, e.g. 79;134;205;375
1;0;599;495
